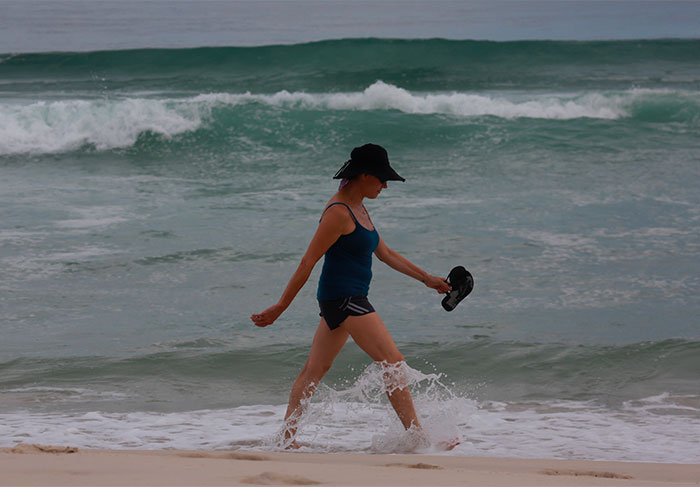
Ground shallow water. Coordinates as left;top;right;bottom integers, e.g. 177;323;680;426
1;4;700;462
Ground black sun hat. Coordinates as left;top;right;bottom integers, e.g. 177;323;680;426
333;143;406;182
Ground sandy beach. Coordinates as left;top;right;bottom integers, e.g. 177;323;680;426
1;444;698;486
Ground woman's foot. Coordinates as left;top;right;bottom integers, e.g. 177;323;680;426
285;440;301;450
438;438;461;451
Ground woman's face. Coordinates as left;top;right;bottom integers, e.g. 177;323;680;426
361;174;388;199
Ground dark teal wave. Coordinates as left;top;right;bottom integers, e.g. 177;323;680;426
2;339;699;405
411;338;700;403
2;38;700;92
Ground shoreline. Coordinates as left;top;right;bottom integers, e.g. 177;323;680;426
1;444;699;486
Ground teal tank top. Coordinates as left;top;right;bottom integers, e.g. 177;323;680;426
317;202;379;301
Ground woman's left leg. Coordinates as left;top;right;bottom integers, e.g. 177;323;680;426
283;318;349;444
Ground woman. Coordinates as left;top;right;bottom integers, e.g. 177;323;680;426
251;143;451;448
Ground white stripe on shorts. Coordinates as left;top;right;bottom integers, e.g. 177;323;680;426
345;301;370;314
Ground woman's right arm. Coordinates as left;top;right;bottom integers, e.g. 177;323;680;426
250;206;349;327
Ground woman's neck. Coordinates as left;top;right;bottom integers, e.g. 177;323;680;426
338;182;364;206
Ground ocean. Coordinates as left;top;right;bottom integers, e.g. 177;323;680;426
1;1;699;463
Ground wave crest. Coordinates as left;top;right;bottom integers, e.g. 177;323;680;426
195;81;627;119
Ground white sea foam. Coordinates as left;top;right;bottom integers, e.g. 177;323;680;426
0;98;202;155
54;206;133;230
1;395;699;462
1;242;119;283
1;363;698;463
0;229;45;246
194;81;628;119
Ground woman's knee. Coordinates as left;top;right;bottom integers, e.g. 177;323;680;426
373;348;404;365
383;352;405;364
300;359;333;382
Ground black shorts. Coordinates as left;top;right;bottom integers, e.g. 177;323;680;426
318;295;376;330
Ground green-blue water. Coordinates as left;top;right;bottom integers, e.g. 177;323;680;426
1;37;699;461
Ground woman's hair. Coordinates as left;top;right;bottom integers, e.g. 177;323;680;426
338;178;350;190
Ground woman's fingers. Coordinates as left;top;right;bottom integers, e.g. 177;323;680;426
252;317;270;327
425;275;451;293
435;278;451;293
251;312;271;326
251;304;282;327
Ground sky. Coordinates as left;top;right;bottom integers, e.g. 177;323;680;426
1;0;699;52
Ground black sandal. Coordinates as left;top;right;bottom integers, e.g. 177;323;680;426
441;266;474;312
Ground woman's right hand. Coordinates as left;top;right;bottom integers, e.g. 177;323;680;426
251;303;284;327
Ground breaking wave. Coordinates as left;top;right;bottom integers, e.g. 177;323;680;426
2;83;698;155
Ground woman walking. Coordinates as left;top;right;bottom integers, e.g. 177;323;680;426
251;143;450;448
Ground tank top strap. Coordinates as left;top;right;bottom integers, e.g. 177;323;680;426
320;202;359;224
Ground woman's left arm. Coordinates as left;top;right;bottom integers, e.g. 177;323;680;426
374;236;451;293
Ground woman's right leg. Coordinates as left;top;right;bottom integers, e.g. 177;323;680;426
283;318;349;445
341;312;421;431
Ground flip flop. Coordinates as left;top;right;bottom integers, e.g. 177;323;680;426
441;266;474;312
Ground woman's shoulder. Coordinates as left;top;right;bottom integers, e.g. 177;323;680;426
320;199;355;226
322;200;349;216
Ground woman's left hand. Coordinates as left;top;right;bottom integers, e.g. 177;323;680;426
423;274;451;294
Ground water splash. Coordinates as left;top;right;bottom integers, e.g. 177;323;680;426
265;361;463;453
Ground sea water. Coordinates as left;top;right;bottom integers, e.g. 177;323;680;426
1;2;700;463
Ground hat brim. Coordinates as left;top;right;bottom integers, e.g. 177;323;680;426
371;167;405;182
333;160;405;182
